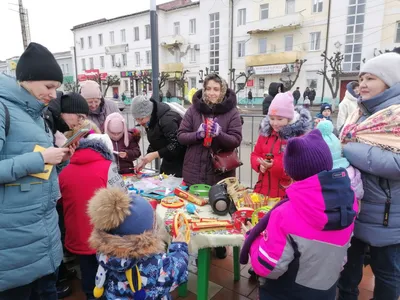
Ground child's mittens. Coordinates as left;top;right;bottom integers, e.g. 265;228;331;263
196;123;206;140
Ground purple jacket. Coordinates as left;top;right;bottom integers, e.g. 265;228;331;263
177;88;242;186
88;99;119;132
111;129;141;173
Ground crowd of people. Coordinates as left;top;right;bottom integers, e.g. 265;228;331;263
0;42;399;300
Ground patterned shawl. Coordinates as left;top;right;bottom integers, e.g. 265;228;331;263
339;104;400;153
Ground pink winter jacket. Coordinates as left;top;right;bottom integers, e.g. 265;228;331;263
248;169;358;299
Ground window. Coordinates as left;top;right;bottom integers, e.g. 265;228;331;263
111;54;116;67
110;31;115;44
307;79;318;90
135;52;140;66
81;58;86;70
122;53;127;66
146;51;151;65
343;0;365;72
260;4;269;20
61;64;65;73
80;37;84;50
145;25;150;39
285;35;293;51
259;38;267;54
65;64;69;74
238;8;246;26
396;22;400;43
238;41;246;57
259;78;265;90
309;32;321;51
285;0;295;14
174;22;180;35
134;27;139;41
190;77;196;89
89;57;94;69
88;36;92;48
121;29;126;43
190;48;196;62
209;12;220;73
312;0;323;13
124;80;129;92
189;19;196;34
100;56;105;68
98;34;103;46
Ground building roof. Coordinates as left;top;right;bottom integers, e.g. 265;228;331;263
72;0;198;31
53;51;72;58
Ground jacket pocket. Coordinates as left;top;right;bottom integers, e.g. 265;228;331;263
1;180;46;210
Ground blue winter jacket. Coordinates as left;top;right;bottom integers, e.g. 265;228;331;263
343;83;400;247
0;74;63;291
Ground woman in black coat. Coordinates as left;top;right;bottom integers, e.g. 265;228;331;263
131;95;186;176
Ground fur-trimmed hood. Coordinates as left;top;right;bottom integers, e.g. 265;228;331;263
192;87;238;115
260;107;312;139
75;138;113;161
89;229;165;266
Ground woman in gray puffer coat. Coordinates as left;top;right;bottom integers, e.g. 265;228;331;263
337;53;400;300
178;74;242;186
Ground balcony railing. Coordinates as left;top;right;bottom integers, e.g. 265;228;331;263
247;12;303;35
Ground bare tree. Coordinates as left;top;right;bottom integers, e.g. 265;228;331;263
317;51;344;103
279;59;307;91
103;75;121;97
141;72;170;90
173;70;189;103
64;80;80;93
232;69;253;94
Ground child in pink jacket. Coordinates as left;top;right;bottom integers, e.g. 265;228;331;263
240;129;358;300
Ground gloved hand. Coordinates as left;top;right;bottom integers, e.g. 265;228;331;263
210;120;221;137
196;123;206;140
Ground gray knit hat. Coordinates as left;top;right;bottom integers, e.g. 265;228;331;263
360;53;400;87
130;95;154;119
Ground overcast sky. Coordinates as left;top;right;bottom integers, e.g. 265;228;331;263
0;0;172;60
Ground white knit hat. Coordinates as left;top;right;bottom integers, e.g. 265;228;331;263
86;134;113;154
360;53;400;87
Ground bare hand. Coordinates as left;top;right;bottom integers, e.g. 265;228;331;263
42;147;70;165
241;221;253;236
136;152;159;172
173;232;187;243
119;152;127;159
258;158;274;173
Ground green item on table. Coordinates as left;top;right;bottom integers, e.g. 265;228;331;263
189;184;211;198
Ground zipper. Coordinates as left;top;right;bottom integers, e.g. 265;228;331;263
115;141;120;170
266;135;278;196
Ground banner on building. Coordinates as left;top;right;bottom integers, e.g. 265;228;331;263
250;63;295;75
121;70;152;78
78;69;107;82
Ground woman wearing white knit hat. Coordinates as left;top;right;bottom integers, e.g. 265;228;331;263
338;52;400;300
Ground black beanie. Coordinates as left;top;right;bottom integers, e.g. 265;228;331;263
16;42;63;84
61;93;90;115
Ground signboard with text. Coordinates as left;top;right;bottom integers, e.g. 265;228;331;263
121;70;152;78
250;63;295;75
77;69;107;82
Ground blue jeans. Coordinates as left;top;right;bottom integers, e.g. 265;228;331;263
338;237;400;300
0;270;58;300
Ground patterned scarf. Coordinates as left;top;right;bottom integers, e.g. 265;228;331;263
339;104;400;153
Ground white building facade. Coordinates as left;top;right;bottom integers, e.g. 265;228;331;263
71;0;400;103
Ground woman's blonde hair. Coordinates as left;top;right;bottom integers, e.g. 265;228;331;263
64;119;101;139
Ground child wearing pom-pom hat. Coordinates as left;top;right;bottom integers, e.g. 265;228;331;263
88;188;189;300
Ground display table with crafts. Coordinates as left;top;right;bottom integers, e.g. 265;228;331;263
124;174;278;300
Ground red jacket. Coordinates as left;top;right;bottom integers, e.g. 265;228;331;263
59;139;125;255
251;131;291;198
251;108;312;197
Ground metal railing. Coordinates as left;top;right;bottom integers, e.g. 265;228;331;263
122;110;264;188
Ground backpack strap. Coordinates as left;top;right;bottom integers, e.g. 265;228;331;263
0;102;10;137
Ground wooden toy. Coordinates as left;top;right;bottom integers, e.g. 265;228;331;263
161;196;185;209
191;220;233;232
172;212;191;243
251;206;272;225
174;188;208;206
